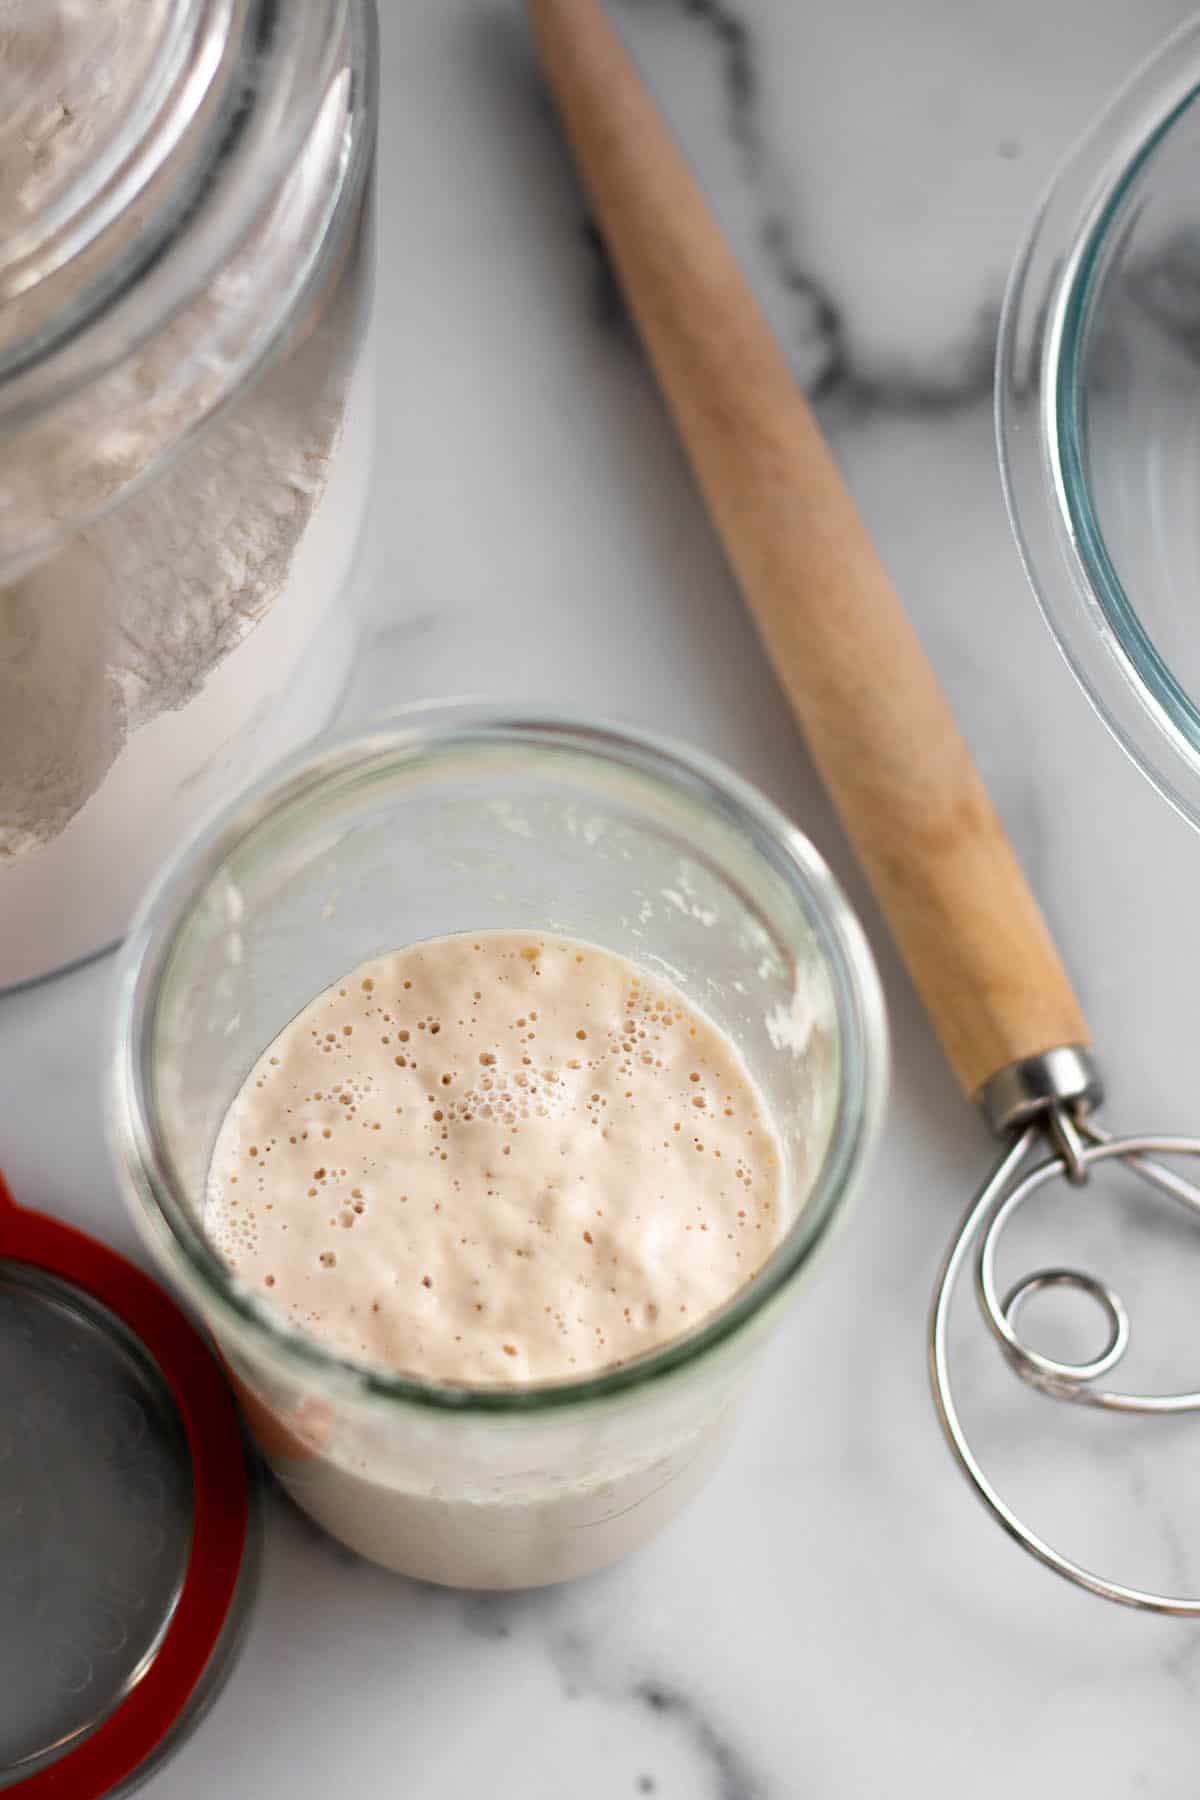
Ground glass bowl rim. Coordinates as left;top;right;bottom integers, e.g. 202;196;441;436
109;703;888;1417
996;16;1200;832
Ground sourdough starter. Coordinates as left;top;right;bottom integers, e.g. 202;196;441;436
205;932;787;1583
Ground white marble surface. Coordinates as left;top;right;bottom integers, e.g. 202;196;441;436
7;1;1200;1793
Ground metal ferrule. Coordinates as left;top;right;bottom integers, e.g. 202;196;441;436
978;1045;1104;1137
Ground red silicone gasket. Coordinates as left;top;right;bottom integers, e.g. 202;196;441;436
0;1169;250;1797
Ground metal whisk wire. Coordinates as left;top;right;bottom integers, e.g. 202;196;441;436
930;1113;1200;1615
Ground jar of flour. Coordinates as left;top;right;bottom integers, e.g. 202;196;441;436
0;0;377;988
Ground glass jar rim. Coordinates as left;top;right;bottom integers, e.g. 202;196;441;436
110;705;888;1416
0;0;353;433
0;0;373;583
996;16;1200;832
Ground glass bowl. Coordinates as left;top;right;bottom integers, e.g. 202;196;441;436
998;17;1200;829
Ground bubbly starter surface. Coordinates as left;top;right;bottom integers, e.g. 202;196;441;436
206;932;784;1385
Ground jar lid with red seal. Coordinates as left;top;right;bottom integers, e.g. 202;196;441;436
0;1170;260;1797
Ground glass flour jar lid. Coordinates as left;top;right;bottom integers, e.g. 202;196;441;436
0;0;236;298
0;0;358;579
0;1171;260;1796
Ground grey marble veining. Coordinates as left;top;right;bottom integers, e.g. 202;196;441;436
610;0;1195;404
5;1;1200;1795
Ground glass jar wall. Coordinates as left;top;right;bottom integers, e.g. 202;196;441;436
111;710;887;1587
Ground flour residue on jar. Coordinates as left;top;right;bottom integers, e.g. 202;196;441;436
205;932;787;1384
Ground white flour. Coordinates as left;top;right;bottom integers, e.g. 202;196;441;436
0;2;371;985
0;351;346;857
0;347;372;987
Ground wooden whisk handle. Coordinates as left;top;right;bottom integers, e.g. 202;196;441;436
527;0;1090;1102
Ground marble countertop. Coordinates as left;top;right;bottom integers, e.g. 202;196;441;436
6;1;1200;1793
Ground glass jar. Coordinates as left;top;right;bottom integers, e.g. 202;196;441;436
0;0;377;989
110;709;887;1589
